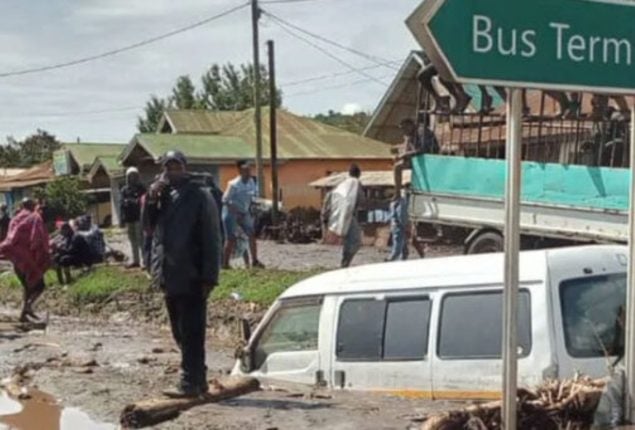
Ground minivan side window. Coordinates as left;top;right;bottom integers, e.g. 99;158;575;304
253;300;322;370
438;291;532;359
337;297;432;361
560;273;626;358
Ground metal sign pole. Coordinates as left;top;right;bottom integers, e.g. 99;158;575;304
502;88;523;430
626;98;635;423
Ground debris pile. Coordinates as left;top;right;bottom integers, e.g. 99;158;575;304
421;377;606;430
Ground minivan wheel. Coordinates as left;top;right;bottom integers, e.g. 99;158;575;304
465;231;504;254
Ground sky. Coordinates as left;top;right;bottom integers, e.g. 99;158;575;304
0;0;423;143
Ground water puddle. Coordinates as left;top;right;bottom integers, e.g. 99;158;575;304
0;390;115;430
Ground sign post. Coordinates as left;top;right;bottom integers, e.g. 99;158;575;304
406;0;635;427
502;88;522;430
627;100;635;422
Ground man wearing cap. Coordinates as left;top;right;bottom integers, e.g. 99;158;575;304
120;167;146;268
144;150;221;398
222;160;264;269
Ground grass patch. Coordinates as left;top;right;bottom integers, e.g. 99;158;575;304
0;265;322;308
66;266;148;304
212;269;320;305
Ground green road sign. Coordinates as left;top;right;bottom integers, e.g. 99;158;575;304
407;0;635;94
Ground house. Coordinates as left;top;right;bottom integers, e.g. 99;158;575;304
127;108;393;209
0;161;55;212
53;142;127;226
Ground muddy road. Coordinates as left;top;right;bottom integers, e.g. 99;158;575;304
0;311;457;429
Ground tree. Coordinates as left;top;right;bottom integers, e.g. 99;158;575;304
171;75;200;110
136;62;282;133
34;177;88;219
137;95;170;133
0;129;61;168
313;110;371;135
200;63;282;111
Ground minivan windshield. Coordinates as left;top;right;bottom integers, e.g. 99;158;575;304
560;273;626;358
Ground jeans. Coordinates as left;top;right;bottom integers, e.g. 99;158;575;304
341;218;361;268
126;221;143;266
165;293;208;389
388;226;408;261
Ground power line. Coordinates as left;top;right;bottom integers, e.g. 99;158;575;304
285;73;392;98
263;10;398;71
268;17;389;86
280;60;401;87
0;2;249;79
261;0;329;3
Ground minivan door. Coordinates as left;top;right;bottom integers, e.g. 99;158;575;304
248;297;323;385
431;289;533;399
330;294;433;397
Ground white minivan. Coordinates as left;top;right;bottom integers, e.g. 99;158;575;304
233;245;627;399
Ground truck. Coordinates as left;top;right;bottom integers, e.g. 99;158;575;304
406;84;632;254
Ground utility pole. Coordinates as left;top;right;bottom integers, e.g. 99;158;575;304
267;40;279;226
251;0;265;197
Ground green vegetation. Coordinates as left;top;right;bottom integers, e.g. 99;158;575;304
213;269;319;305
0;265;321;308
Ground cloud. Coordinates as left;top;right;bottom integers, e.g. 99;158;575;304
341;103;363;115
0;0;422;142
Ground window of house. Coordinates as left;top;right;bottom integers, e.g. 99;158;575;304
560;274;626;358
438;291;532;359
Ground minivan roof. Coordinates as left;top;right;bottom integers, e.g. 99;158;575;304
279;245;626;299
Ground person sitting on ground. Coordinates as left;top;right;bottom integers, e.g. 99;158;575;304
222;160;264;269
75;215;106;265
0;198;50;322
0;203;10;242
52;222;92;285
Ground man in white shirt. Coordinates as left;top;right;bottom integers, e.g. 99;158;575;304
222;161;264;269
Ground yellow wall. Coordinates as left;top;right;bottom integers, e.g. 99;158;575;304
219;159;392;209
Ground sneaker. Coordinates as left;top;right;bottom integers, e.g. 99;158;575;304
252;260;265;269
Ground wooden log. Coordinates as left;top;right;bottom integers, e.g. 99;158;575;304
119;376;260;429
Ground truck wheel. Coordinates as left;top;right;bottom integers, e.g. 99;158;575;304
465;231;504;254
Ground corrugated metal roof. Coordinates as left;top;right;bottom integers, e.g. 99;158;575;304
124;134;253;163
160;109;245;134
0;161;55;191
364;51;426;144
87;156;124;182
160;109;392;160
61;143;126;169
310;170;410;188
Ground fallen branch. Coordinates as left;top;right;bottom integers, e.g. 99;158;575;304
421;377;606;430
119;376;260;429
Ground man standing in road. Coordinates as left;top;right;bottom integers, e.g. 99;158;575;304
144;150;221;398
120;167;146;269
0;204;10;242
323;164;365;268
0;199;50;322
222;160;264;269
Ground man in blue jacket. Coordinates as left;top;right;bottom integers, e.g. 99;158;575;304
144;150;221;398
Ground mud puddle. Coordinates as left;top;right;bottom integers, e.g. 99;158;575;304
0;390;115;430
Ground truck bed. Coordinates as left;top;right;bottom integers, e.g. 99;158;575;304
409;155;630;242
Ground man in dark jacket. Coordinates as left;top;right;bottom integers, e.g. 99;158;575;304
120;167;146;268
52;222;92;285
0;204;9;242
144;150;221;398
